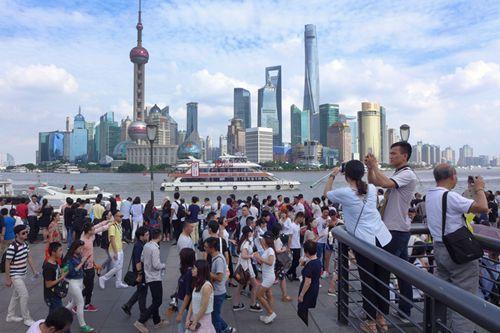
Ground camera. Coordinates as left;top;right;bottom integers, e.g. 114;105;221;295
468;176;475;185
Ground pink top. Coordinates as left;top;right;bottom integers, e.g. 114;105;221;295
80;220;110;270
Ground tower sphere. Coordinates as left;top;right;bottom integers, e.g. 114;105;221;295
128;120;148;141
130;46;149;64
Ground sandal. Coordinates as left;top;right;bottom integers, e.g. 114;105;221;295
360;320;378;333
281;295;292;302
376;315;388;333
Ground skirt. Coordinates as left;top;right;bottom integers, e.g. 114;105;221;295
196;314;216;333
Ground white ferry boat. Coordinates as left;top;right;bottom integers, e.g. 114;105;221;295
160;155;300;192
37;185;113;201
53;164;81;174
10;166;28;173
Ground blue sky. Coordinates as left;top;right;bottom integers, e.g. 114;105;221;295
0;0;499;163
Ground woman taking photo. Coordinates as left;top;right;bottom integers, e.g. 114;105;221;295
323;160;392;333
176;248;196;333
185;260;216;333
232;226;262;312
130;197;143;241
253;231;277;324
63;240;94;332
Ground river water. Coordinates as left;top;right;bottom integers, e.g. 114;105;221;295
2;167;500;203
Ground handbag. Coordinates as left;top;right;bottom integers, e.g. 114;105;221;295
277;251;291;270
234;264;250;285
123;253;137;286
53;266;69;298
441;191;483;264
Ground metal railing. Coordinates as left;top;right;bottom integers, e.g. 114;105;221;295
332;224;500;333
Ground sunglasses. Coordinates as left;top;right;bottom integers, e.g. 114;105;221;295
20;231;28;235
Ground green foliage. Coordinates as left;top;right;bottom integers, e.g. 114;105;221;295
117;163;147;173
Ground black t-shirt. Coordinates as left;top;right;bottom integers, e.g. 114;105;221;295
299;258;322;308
177;268;193;301
42;261;60;300
63;206;75;228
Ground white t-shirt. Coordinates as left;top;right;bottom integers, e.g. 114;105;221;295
312;203;322;219
26;320;44;333
261;247;275;280
171;201;179;220
425;187;474;242
293;203;305;213
249;206;259;218
289;223;301;249
238;240;254;270
177;234;194;252
383;167;418;232
281;217;293;235
316;216;330;244
130;204;144;222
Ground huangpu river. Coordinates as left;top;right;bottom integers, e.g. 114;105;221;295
2;167;500;203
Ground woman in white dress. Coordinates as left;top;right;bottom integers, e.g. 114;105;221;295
130;197;143;241
186;260;216;333
253;231;277;324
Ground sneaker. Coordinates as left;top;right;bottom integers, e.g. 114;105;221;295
153;319;168;329
134;320;150;333
223;326;237;333
263;312;277;324
116;283;129;289
84;304;98;312
321;271;329;279
98;276;105;289
327;290;336;297
225;293;232;300
6;316;23;322
23;319;35;327
240;290;251;297
232;303;245;312
259;315;267;322
392;310;410;324
249;304;263;312
80;325;95;333
121;304;131;316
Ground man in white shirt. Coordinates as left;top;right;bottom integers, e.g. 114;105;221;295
365;141;417;319
170;192;181;244
177;222;194;252
286;212;304;281
425;164;488;333
292;196;305;214
120;197;133;241
315;207;331;271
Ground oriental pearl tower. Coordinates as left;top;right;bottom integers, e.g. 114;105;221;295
128;0;149;142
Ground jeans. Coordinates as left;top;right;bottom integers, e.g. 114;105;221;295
45;297;63;314
82;268;95;305
384;230;412;316
101;251;124;287
125;282;148;314
177;299;188;333
122;219;132;240
66;279;86;327
27;216;38;243
7;276;32;321
434;242;479;333
317;243;326;269
132;219;144;241
173;219;182;242
139;281;163;325
287;248;301;279
212;293;228;333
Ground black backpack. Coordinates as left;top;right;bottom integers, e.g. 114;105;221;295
176;201;186;220
0;241;19;273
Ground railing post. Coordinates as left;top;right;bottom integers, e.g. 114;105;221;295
424;295;447;333
337;241;349;325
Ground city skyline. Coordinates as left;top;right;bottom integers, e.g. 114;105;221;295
1;1;500;163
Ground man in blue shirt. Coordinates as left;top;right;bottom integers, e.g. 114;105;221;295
122;227;149;316
1;208;15;254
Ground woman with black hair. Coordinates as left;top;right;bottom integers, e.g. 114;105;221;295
253;231;277;324
130;197;144;241
161;198;172;241
144;200;160;230
63;240;93;332
38;198;53;242
323;160;392;333
185;260;216;333
176;248;196;333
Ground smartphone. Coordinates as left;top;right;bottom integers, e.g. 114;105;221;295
467;176;474;185
188;321;201;331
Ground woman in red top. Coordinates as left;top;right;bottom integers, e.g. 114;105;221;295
45;212;62;264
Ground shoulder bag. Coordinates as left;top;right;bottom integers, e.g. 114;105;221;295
441;191;483;264
124;253;137;286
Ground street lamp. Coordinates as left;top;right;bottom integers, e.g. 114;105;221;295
400;124;410;142
146;124;158;204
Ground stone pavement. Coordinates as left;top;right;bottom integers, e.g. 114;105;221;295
0;240;353;333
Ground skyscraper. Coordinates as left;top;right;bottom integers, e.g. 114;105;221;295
186;102;198;138
258;80;280;146
303;24;320;141
458;144;473;166
258;66;282;146
245;127;273;163
357;102;381;160
70;108;88;163
327;122;352;162
319;103;339;146
128;0;149;142
219;135;228;156
227;118;245;154
380;106;389;164
442;147;456;164
95;112;121;161
234;88;251;129
291;105;305;146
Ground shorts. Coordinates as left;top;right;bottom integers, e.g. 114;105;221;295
261;273;275;288
326;242;334;251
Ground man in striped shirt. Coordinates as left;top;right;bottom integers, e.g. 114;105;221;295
4;224;37;327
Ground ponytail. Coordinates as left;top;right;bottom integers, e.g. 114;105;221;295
355;179;368;196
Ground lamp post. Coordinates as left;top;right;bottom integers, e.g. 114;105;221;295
400;124;410;142
146;124;158;204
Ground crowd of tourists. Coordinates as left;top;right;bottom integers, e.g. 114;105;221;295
1;142;499;333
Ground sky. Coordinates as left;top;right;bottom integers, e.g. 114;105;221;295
0;0;499;164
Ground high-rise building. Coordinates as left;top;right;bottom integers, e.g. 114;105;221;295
128;0;149;142
422;144;432;165
430;145;440;165
327;122;351;162
121;116;132;141
95;112;121;161
219;135;228;156
234;88;251;129
388;128;399;147
303;24;320;141
290;104;310;146
258;80;280;146
380;106;389;164
177;130;187;146
70;108;88;163
411;141;423;165
38;131;66;163
257;66;283;146
227;118;245;154
245;127;273;163
319;103;339;146
206;136;213;161
186;102;198;138
0;153;15;168
442;147;456;164
357;102;381;160
458;144;473;166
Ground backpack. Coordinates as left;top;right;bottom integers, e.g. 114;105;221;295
176;201;186;220
0;241;19;273
100;224;114;250
304;201;313;219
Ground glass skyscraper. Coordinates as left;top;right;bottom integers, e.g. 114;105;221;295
186;102;198;138
290;104;310;146
319;103;339;146
258;66;282;146
380;106;389;163
258;80;280;147
303;24;320;141
70;109;88;163
234;88;251;129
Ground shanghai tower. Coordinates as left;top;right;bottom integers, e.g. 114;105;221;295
303;24;320;141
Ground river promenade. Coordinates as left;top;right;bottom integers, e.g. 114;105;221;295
0;240;352;333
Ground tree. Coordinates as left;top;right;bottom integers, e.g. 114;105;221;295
117;163;146;173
